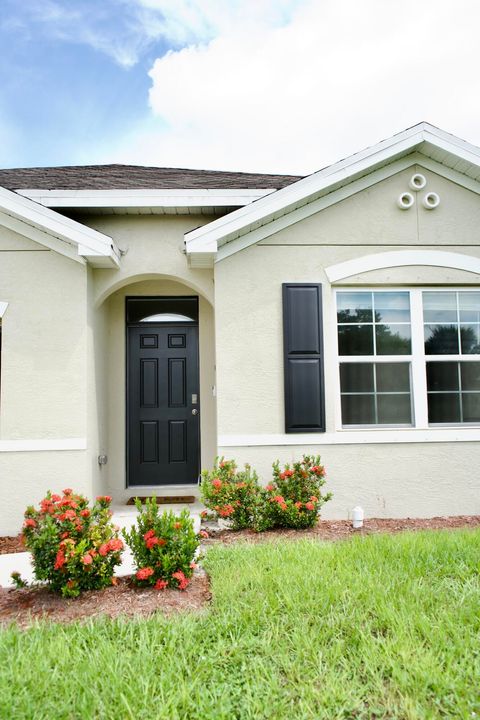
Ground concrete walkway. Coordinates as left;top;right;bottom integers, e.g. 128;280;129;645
0;504;202;588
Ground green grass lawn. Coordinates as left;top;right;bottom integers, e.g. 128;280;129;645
1;530;479;719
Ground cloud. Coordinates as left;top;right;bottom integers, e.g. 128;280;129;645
107;0;480;174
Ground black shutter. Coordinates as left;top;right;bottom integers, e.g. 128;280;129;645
283;283;325;433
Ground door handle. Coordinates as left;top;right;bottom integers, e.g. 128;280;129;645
192;409;198;415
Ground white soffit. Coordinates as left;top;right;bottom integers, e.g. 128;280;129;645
184;122;480;262
0;186;120;267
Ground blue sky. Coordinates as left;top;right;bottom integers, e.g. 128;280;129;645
1;0;479;174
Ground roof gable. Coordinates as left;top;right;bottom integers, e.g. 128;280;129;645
0;186;119;267
184;122;480;266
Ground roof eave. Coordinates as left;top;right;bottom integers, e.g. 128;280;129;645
0;186;120;267
184;122;480;257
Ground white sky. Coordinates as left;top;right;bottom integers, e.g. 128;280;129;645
106;0;480;174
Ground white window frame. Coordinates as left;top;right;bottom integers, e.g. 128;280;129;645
333;287;480;432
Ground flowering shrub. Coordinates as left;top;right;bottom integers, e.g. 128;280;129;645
123;498;200;591
200;458;261;530
21;490;123;597
257;456;332;530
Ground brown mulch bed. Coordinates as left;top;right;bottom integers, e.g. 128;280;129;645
0;535;24;555
0;570;211;629
202;515;480;545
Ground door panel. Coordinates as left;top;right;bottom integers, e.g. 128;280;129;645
127;325;200;486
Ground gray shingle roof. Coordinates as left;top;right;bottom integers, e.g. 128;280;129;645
0;164;303;191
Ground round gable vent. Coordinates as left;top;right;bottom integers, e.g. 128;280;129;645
397;192;415;210
409;173;427;191
422;192;440;209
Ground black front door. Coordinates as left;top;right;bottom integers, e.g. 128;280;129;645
127;324;200;486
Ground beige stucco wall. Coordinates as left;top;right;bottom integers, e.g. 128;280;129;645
215;165;480;518
0;227;90;534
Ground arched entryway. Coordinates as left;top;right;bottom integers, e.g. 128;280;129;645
96;277;216;502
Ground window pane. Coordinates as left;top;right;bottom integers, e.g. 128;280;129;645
462;393;480;422
126;297;198;323
337;292;373;323
461;362;480;391
376;363;410;392
423;292;457;323
424;325;459;354
377;394;412;424
426;362;459;391
458;292;480;322
428;393;461;423
376;325;411;355
460;324;480;354
341;395;375;425
373;292;411;323
338;325;374;356
340;363;374;393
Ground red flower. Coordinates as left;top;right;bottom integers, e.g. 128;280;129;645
63;488;73;496
219;461;226;468
236;482;246;489
212;478;222;488
23;518;36;529
174;522;182;530
172;570;190;591
311;465;325;476
310;496;318;503
96;495;112;503
295;501;303;509
61;531;69;539
265;484;274;492
280;503;287;511
199;530;209;538
305;502;315;511
99;543;109;557
108;538;123;552
64;509;76;521
284;470;294;477
218;504;235;517
136;567;154;581
146;536;159;550
143;529;156;541
82;554;93;566
200;510;208;518
51;494;61;503
54;550;66;570
154;579;168;590
80;509;90;518
273;495;285;504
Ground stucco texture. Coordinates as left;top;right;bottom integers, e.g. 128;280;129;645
214;165;480;518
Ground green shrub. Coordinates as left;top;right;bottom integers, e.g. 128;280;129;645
200;458;261;530
257;455;332;530
122;498;200;590
21;490;123;598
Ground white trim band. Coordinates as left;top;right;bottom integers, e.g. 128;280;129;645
0;438;87;452
219;429;480;447
325;250;480;283
0;301;8;318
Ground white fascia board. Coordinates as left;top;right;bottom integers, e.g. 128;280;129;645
17;188;277;208
185;122;480;254
0;186;120;266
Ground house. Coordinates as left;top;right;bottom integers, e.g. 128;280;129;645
1;121;480;535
